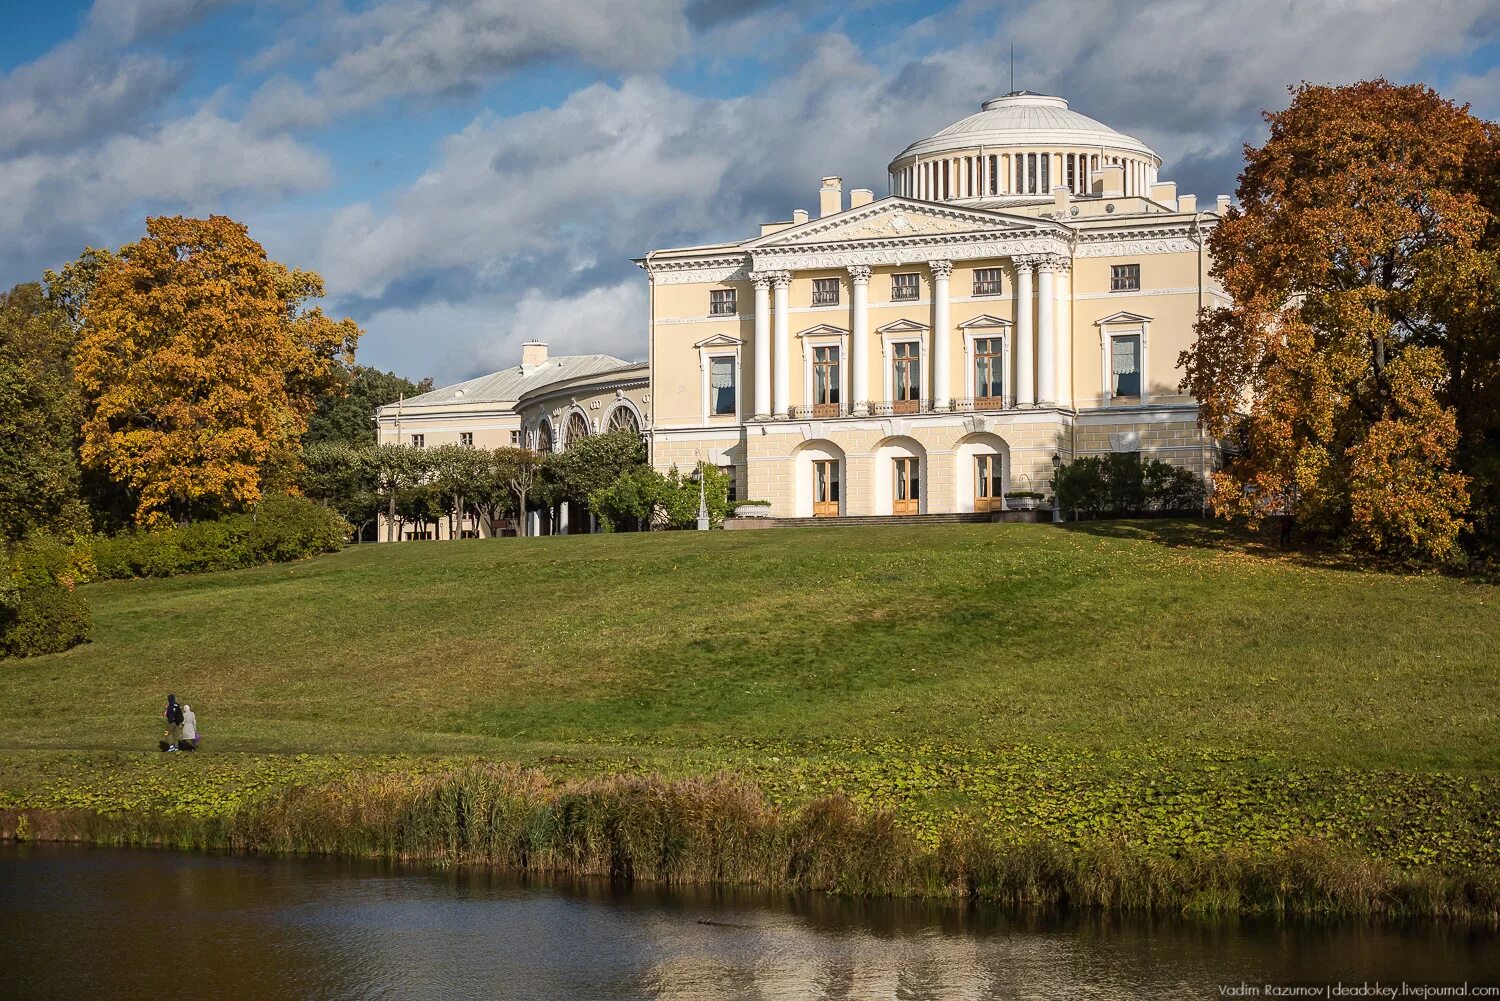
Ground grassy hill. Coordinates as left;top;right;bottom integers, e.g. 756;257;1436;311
2;521;1498;913
2;520;1494;767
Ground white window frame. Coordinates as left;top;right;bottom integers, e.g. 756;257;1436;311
797;323;849;415
709;288;737;316
878;319;929;404
410;433;425;448
702;351;741;422
1095;311;1151;407
958;315;1013;408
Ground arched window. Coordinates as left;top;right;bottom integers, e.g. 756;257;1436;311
535;421;553;454
606;405;640;435
565;412;590;449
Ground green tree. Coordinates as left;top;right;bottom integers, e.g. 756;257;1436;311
305;365;434;448
493;447;542;537
429;442;489;539
0;284;88;541
544;430;647;512
298;442;380;541
369;442;427;542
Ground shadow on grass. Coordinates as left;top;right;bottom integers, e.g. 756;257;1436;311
1054;517;1438;578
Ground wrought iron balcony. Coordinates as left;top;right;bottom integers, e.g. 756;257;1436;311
709;300;737;315
811;290;840;306
868;398;932;416
891;285;919;301
949;395;1014;412
787;403;848;419
972;280;1003;295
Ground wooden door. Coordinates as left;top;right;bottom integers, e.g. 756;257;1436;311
974;454;1003;512
893;457;920;515
813;460;840;517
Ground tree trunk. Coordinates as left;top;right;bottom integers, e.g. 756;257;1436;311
387;491;396;542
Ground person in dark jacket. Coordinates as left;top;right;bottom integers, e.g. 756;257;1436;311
162;694;183;752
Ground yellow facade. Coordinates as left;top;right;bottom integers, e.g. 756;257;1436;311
639;93;1229;519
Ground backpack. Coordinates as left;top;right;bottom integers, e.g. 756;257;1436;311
167;701;183;726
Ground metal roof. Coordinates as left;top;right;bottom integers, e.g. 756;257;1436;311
381;353;632;411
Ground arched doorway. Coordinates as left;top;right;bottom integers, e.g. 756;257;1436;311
955;432;1012;513
872;436;927;515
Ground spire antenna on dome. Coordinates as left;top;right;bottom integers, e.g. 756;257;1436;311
1010;43;1014;94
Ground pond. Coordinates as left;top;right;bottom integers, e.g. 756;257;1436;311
1;844;1496;999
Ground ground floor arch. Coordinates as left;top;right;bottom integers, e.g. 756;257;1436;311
955;432;1012;513
792;439;847;518
870;435;928;515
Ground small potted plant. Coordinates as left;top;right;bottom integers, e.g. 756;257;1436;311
1003;490;1044;511
730;499;773;519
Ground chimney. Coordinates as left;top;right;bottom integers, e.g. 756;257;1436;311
1149;181;1178;206
1216;194;1232;215
819;176;843;217
521;341;548;369
1096;164;1124;198
849;188;874;208
792;208;809;225
1177;193;1197;213
1053;185;1070;217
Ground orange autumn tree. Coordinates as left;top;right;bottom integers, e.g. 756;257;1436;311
1183;80;1500;563
74;216;360;527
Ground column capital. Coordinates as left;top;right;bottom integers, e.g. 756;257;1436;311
1012;254;1041;271
927;259;954;280
749;270;772;289
767;269;793;288
1033;254;1070;274
846;264;872;284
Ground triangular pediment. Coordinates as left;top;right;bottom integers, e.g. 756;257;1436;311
877;318;930;334
795;323;848;337
748;197;1048;249
958;313;1012;329
1094;311;1152;325
694;333;744;348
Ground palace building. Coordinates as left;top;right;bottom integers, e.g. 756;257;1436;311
379;91;1229;536
633;91;1228;520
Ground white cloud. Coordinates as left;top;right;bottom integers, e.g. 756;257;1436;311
0;43;179;155
0;111;329;255
248;0;694;130
85;0;242;43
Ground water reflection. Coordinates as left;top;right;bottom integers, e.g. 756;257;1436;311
1;845;1496;1000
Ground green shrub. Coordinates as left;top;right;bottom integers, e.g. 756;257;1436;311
1055;454;1206;517
80;495;349;581
1;535;92;659
591;464;731;531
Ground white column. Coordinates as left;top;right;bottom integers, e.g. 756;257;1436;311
1015;259;1035;407
772;271;791;417
849;265;871;415
1036;258;1056;406
752;273;771;418
1055;260;1072;408
929;260;952;410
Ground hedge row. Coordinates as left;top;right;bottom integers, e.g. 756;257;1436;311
3;496;350;659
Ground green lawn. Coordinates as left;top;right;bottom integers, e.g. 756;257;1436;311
1;520;1496;770
2;521;1498;874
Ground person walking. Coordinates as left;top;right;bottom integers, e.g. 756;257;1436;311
180;703;198;751
163;694;183;751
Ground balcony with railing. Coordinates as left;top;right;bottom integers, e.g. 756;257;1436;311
787;403;848;419
949;395;1016;412
709;299;737;316
972;279;1003;296
868;398;934;416
891;285;919;302
811;289;840;306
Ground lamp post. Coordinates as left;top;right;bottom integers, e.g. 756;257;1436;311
1051;452;1063;524
694;454;709;532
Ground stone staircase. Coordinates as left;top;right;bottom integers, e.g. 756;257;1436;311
728;511;1041;530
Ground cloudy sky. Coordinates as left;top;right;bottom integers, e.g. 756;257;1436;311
5;0;1499;385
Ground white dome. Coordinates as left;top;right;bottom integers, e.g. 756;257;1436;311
892;92;1157;166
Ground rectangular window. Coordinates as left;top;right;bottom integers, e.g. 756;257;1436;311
1067;154;1076;192
973;268;1002;296
410;434;425;448
812;278;840;306
459;432;473;448
892;273;919;301
1110;264;1141;292
974;337;1004;403
893;341;920;409
709;356;736;416
710;288;737;315
1111;334;1142;398
510;430;521;446
988;154;998;195
813;345;840;415
1039;153;1050;194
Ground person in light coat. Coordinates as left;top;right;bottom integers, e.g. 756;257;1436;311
180;704;198;751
